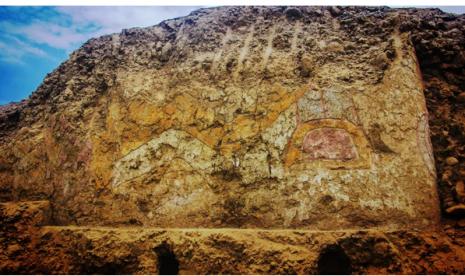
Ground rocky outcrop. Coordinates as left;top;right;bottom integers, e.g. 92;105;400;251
0;6;465;274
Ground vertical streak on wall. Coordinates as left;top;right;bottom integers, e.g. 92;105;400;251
290;22;302;54
211;27;231;72
234;23;255;80
262;25;275;71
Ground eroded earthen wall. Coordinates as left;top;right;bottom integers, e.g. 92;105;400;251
2;6;465;275
402;8;465;216
0;6;444;230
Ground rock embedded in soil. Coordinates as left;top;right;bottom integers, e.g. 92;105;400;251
457;92;465;103
446;156;459;166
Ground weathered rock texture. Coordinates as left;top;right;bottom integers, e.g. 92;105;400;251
0;6;465;274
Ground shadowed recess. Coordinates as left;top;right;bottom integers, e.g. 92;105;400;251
317;244;352;275
154;243;179;275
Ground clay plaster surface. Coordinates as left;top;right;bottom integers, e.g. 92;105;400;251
99;28;438;229
0;6;439;230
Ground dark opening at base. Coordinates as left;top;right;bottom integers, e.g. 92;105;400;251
154;242;179;275
317;244;352;275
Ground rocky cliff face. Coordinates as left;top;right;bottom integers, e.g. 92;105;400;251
1;6;465;274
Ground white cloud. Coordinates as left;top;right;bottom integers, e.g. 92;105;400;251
9;36;48;57
0;37;48;65
0;6;201;54
0;45;23;64
56;6;202;34
53;6;203;49
38;6;200;51
17;21;89;49
1;20;91;50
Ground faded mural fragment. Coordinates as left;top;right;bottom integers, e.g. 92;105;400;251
4;6;465;274
0;6;439;230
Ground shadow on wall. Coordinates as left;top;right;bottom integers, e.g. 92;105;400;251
317;244;352;275
154;242;179;275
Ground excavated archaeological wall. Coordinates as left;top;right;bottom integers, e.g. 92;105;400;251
1;6;465;274
0;6;442;230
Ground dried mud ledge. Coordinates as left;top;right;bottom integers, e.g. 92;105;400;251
1;200;465;274
1;6;465;274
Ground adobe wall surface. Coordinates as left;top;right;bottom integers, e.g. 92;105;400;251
0;6;440;229
2;6;465;275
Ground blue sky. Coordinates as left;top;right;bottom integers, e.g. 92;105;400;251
0;5;464;105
